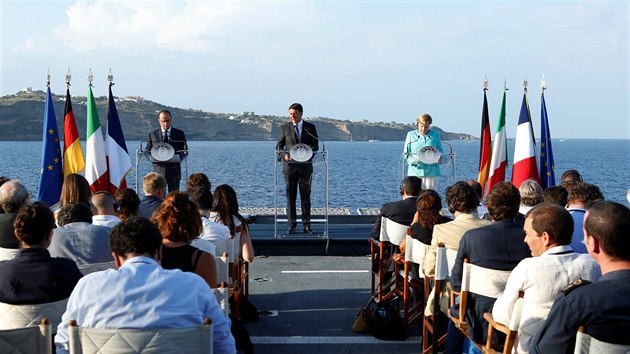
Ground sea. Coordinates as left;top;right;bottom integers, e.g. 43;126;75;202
0;139;628;211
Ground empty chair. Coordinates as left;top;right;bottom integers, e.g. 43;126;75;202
0;318;52;354
68;318;213;354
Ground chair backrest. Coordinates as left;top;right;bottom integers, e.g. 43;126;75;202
68;319;213;354
215;252;230;284
404;235;428;278
435;246;458;280
191;239;216;257
0;247;19;261
0;318;52;354
574;326;630;354
0;298;68;331
77;261;116;275
461;262;511;298
213;239;230;262
379;217;408;246
212;282;230;316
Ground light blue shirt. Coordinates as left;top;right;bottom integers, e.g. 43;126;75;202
55;256;235;354
567;207;587;253
403;129;444;177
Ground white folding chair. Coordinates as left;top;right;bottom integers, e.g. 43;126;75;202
379;217;409;246
574;326;630;354
0;318;52;354
212;282;230;316
483;292;524;354
77;261;116;275
0;298;68;332
395;234;428;332
214;252;230;285
68;318;213;354
0;247;19;261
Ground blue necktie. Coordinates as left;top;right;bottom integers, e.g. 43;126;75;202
294;125;300;142
163;131;168;142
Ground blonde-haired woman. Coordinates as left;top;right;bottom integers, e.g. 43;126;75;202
403;113;444;191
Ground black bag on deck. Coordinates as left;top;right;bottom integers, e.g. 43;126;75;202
369;299;407;341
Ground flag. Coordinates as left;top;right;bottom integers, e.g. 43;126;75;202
106;83;131;193
511;89;540;188
539;92;556;189
62;88;84;177
476;89;492;195
85;83;109;192
37;86;63;205
486;88;508;196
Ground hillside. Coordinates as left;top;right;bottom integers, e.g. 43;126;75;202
0;89;476;142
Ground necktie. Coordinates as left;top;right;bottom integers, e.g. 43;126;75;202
294;125;300;142
163;131;168;142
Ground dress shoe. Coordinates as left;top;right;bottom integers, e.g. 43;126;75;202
304;226;314;235
287;226;296;234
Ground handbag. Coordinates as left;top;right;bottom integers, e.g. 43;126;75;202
352;298;376;333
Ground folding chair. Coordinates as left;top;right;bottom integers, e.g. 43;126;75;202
212;282;230;316
394;232;428;333
0;298;68;332
68;318;213;354
482;291;524;354
574;325;630;354
0;318;52;354
369;216;409;301
77;261;116;275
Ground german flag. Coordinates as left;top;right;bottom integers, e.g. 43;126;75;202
477;88;492;195
63;88;85;176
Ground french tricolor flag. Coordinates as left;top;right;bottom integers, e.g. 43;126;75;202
106;83;131;194
511;91;540;188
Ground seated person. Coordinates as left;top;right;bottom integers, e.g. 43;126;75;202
531;201;630;353
187;172;212;191
542;185;568;207
189;187;230;244
0;180;29;254
492;203;600;353
139;172;166;218
0;202;82;304
90;191;121;228
210;184;255;263
447;182;531;352
54;217;236;354
564;181;604;253
48;202;114;265
113;188;140;220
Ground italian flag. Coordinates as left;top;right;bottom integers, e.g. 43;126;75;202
486;89;508;197
85;83;109;192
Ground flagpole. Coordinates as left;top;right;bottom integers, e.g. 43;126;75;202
66;68;71;89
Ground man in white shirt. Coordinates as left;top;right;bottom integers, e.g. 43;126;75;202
492;203;600;353
90;191;121;228
55;216;235;354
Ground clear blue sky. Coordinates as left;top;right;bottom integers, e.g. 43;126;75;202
1;0;628;139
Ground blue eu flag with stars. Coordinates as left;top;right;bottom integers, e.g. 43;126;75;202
37;86;63;206
539;92;556;189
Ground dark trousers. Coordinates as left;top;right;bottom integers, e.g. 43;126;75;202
284;165;313;227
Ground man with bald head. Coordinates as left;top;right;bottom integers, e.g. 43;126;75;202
0;180;29;259
90;191;121;228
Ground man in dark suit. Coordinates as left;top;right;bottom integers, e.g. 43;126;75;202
447;181;531;352
276;103;319;235
371;176;423;239
147;110;187;192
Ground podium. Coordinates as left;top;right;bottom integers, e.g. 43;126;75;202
400;142;456;192
134;141;188;191
273;146;329;239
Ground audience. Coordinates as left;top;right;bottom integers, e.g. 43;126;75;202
189;187;230;243
90;191;121;228
560;169;583;184
0;176;10;212
492;203;600;353
187;172;212;191
542;185;568;207
139;172;166;218
518;179;544;216
371;176;422;240
153;192;218;288
59;173;91;208
48;202;113;265
0;180;29;258
448;181;531;351
467;179;489;219
54;216;236;354
530;201;630;353
113;188;140;220
0;202;82;304
565;181;604;253
211;184;256;263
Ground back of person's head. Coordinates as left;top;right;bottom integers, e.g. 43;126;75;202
519;179;544;207
0;180;28;213
212;184;245;235
152;192;202;242
525;203;574;246
445;181;478;214
57;202;93;226
13;202;55;247
466;180;483;202
584;201;630;261
542;185;568;207
60;173;91;207
486;182;520;221
416;190;443;229
187;172;211;191
0;176;10;188
114;188;140;220
90;191;118;215
189;187;213;211
401;176;423;197
142;172;166;197
566;181;604;205
289;103;303;113
560;169;583;183
110;217;163;259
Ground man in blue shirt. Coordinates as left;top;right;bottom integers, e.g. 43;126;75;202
55;217;236;354
530;201;630;353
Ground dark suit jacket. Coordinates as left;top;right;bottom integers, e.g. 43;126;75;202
147;127;187;178
450;220;531;343
371;196;418;239
276;121;319;173
0;213;19;248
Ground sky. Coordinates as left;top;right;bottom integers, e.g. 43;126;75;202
1;0;628;139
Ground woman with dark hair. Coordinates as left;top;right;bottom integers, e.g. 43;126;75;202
152;192;217;288
408;190;451;247
60;173;91;207
187;172;211;191
210;185;255;263
113;188;140;220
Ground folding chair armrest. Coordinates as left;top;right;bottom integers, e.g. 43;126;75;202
483;313;510;336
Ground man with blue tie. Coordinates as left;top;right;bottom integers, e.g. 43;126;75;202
276;103;319;235
147;110;187;192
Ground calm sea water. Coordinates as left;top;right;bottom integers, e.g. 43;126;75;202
0;139;628;210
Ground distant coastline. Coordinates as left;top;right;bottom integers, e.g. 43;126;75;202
0;89;476;142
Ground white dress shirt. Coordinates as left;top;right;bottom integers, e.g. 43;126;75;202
91;214;121;228
492;245;601;353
